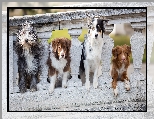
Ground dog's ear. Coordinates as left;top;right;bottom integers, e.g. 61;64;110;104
101;20;108;38
102;20;106;32
66;39;71;51
126;45;131;57
112;46;118;58
52;39;58;52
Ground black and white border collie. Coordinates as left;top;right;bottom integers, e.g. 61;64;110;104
80;18;108;90
14;21;42;93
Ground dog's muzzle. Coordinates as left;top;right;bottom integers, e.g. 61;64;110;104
25;39;28;43
95;34;98;39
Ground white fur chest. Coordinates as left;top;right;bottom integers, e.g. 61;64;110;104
24;49;36;73
50;53;67;75
116;64;126;78
84;37;103;72
85;39;103;61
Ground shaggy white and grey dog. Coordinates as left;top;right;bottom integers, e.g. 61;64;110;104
14;21;42;93
80;18;108;90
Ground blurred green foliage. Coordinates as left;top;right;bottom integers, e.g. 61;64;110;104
48;29;146;63
48;29;71;43
48;28;88;43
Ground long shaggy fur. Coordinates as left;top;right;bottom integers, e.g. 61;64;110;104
14;21;42;93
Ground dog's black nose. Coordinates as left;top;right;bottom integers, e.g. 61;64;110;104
25;39;28;42
61;54;64;57
95;34;98;38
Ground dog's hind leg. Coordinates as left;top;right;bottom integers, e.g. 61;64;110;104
84;60;90;90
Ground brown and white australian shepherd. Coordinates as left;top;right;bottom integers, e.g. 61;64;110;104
47;37;71;93
111;44;131;96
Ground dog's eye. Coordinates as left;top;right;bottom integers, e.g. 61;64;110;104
22;31;25;34
58;46;61;49
124;52;127;54
92;27;95;31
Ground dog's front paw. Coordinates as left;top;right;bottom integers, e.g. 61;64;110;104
93;81;98;89
62;83;67;88
48;84;54;94
125;80;130;91
20;87;27;93
30;85;37;92
19;79;27;93
85;81;90;90
113;87;118;97
62;79;67;88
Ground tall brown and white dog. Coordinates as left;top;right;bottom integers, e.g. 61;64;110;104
47;37;71;93
111;44;131;96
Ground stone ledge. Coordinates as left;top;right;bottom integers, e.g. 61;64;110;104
9;9;146;27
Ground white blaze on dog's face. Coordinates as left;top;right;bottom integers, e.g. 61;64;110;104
59;47;65;59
